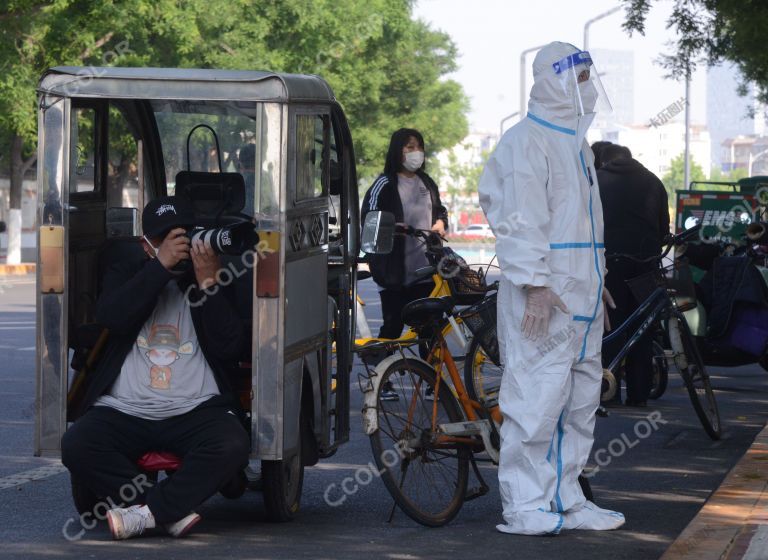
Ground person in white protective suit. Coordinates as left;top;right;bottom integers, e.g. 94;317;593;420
478;41;624;536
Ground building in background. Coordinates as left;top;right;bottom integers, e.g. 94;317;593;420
433;131;496;231
590;49;635;129
720;135;768;176
707;63;768;172
594;122;711;179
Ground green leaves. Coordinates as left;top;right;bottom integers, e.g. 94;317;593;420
622;0;768;102
662;152;706;199
0;0;468;187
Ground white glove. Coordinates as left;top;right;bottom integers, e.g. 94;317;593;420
521;286;569;340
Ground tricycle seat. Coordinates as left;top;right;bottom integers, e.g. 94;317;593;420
137;451;182;472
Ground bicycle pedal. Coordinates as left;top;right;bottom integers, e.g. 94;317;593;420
464;484;489;502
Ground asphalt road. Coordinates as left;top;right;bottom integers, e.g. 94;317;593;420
1;274;767;560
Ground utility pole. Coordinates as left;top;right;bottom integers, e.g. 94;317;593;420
583;5;622;50
684;75;691;189
499;111;520;139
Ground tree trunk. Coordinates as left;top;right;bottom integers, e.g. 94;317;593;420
8;134;37;264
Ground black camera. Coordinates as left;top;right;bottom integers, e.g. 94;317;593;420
186;221;260;256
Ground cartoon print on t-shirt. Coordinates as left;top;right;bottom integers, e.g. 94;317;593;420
136;320;194;389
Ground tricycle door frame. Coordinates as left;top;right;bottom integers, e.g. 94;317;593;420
35;94;70;457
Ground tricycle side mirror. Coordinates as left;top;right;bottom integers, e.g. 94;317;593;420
361;211;395;254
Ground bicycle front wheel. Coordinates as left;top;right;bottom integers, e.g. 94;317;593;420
669;310;721;440
370;357;470;527
648;339;669;400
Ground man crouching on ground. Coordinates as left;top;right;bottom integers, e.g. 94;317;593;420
61;195;250;539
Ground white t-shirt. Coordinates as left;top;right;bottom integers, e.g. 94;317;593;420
397;174;433;286
95;282;220;420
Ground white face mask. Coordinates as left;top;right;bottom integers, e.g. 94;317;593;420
143;235;159;258
578;81;599;114
402;150;425;172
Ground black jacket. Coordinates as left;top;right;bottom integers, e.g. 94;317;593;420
598;157;670;259
72;250;245;420
361;171;448;289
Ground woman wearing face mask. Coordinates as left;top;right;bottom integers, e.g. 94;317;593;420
361;128;448;400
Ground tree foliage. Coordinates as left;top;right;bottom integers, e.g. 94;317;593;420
0;0;468;184
662;152;706;198
622;0;768;105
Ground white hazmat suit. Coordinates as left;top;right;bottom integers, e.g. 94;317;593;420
479;42;625;535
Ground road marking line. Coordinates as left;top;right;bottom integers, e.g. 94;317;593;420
18;347;35;351
0;322;35;325
0;463;68;490
0;327;35;330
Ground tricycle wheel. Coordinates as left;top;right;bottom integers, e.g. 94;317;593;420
71;474;99;516
262;454;304;522
262;412;306;522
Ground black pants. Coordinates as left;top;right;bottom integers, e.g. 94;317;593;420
61;403;250;524
602;258;656;403
378;282;434;339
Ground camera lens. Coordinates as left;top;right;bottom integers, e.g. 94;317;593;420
187;222;259;255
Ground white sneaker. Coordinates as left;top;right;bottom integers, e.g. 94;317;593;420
106;505;156;540
165;512;201;537
562;501;625;531
496;509;564;536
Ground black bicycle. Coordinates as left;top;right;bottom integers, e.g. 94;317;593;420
461;224;722;441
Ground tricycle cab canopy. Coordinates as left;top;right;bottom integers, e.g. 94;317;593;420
39;67;336;103
35;65;359;511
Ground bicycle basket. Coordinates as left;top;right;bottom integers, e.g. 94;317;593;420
459;294;501;365
439;248;487;305
626;261;697;312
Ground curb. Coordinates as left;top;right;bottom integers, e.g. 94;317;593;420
0;263;36;275
661;423;768;560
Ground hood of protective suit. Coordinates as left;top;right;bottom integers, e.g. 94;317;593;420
528;41;593;135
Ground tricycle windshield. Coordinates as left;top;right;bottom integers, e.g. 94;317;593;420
151;100;282;219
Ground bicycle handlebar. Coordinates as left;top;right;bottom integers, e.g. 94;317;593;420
606;223;702;263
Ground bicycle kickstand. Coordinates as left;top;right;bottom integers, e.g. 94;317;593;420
464;455;490;502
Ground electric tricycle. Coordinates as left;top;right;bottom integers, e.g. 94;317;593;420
35;67;363;521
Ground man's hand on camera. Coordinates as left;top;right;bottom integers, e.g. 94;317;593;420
191;238;221;290
156;228;191;271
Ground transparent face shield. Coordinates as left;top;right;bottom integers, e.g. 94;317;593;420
552;51;612;117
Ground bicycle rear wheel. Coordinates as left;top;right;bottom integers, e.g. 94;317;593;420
370;356;470;527
669;310;721;440
463;330;502;404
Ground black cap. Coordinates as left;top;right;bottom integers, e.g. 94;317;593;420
142;196;195;238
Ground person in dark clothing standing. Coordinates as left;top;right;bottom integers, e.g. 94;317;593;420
361;128;448;400
598;144;670;406
590;140;613;171
61;196;250;539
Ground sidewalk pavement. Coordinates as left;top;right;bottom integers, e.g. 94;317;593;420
0;263;35;275
661;422;768;560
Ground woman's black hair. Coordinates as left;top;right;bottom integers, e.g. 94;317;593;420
384;128;425;175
